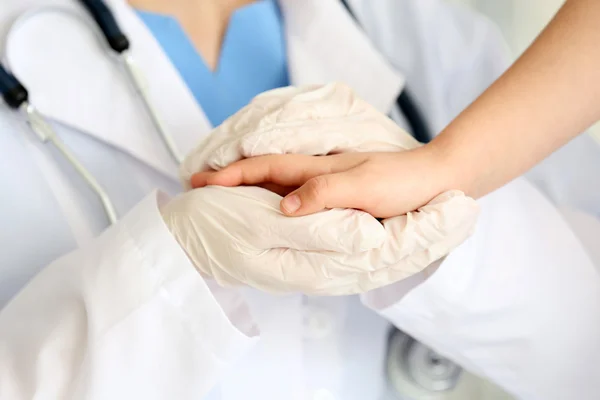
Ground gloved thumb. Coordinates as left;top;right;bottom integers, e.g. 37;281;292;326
281;171;360;216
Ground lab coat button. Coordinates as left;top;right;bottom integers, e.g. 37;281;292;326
303;308;333;339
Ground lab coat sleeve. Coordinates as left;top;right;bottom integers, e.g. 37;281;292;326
0;191;259;400
362;178;600;399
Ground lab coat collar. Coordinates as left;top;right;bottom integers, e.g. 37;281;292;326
2;0;404;180
279;0;405;113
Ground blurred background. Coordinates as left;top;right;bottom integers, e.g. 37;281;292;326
449;0;600;142
449;0;564;55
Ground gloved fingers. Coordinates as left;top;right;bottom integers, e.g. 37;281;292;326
204;83;421;168
163;186;392;295
311;193;478;294
206;119;415;171
377;191;480;266
168;186;386;255
225;244;432;296
305;191;479;289
161;204;245;288
236;121;401;158
212;244;436;296
259;205;387;254
168;205;376;295
179;136;216;189
180;85;325;185
166;189;477;296
179;136;237;189
308;191;478;291
232;186;387;253
226;247;372;296
179;105;262;188
182;82;420;187
244;243;444;296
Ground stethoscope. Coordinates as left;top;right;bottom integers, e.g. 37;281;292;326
0;0;432;227
0;0;183;225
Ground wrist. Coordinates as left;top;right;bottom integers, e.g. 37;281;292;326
422;134;481;199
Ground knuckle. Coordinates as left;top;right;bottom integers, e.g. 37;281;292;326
306;176;329;199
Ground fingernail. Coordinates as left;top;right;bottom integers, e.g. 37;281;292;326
282;195;301;214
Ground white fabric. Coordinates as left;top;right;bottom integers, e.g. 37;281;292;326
0;0;598;399
363;178;600;400
175;83;479;295
0;192;258;399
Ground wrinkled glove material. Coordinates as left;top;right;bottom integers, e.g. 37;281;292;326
164;83;479;295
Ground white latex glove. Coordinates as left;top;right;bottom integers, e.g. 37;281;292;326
167;83;479;295
161;186;389;293
162;187;475;295
180;83;419;184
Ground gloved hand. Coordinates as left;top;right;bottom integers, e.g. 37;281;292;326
180;83;420;185
165;82;479;295
161;185;388;293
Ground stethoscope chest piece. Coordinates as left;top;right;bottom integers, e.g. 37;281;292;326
386;329;462;399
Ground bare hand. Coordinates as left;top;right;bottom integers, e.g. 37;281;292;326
190;146;451;218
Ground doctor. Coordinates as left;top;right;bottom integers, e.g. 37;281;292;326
0;1;599;400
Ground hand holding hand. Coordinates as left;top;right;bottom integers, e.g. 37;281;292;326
161;185;394;294
191;146;449;218
167;83;479;295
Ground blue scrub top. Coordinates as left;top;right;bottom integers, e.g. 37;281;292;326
136;0;290;127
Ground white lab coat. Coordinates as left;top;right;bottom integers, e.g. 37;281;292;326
0;0;599;399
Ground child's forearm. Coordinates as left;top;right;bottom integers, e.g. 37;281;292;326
431;0;600;198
